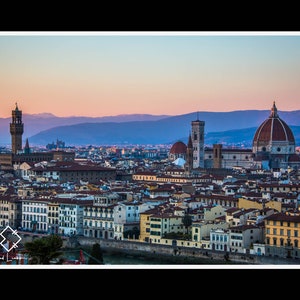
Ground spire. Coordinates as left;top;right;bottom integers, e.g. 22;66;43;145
15;102;19;111
24;138;30;154
185;132;193;175
25;138;29;149
270;101;278;118
187;133;193;148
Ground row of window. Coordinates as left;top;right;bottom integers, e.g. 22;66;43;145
22;222;48;231
84;221;113;228
0;207;9;211
266;238;299;248
211;234;228;242
23;215;47;222
230;235;243;240
84;230;114;238
266;228;298;236
85;213;113;218
48;212;59;217
23;207;47;213
267;221;297;227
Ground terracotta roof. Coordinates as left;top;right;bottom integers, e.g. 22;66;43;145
169;141;187;154
253;102;295;145
265;211;300;222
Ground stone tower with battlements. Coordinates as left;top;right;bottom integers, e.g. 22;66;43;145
10;103;24;154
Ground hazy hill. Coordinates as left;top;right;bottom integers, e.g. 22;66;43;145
28;124;300;147
0;113;169;145
28;114;300;147
2;109;300;147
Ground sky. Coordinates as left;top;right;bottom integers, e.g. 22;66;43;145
1;31;300;118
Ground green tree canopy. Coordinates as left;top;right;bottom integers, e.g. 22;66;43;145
24;234;64;265
88;243;104;264
182;213;193;234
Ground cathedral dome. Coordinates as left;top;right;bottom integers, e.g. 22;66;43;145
252;102;295;154
169;141;187;162
170;141;187;154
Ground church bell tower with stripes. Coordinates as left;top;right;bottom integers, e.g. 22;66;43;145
191;113;205;169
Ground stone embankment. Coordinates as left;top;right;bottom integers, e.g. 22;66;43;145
19;233;300;265
71;236;300;265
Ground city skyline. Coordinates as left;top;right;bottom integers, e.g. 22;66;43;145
1;31;300;118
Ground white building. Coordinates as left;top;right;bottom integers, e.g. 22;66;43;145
21;198;48;233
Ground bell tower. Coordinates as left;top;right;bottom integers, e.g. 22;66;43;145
213;144;222;168
10;102;24;154
191;113;205;169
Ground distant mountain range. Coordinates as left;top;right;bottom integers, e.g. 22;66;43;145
0;113;169;145
1;110;300;147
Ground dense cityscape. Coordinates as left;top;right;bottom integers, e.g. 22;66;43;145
1;101;300;266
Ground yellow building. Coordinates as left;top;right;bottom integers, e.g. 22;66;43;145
238;197;282;212
139;206;185;243
0;195;22;229
203;205;226;221
48;200;60;234
132;172;157;182
139;211;152;242
265;210;300;259
149;212;184;244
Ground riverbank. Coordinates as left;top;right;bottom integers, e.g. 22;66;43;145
73;237;300;266
101;249;236;265
17;233;300;266
62;246;239;267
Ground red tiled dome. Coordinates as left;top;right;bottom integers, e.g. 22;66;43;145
170;141;187;154
253;102;295;146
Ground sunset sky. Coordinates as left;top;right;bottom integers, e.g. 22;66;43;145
0;31;300;118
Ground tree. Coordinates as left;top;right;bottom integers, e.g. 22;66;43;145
123;227;140;239
88;243;104;264
182;212;193;235
24;234;63;264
